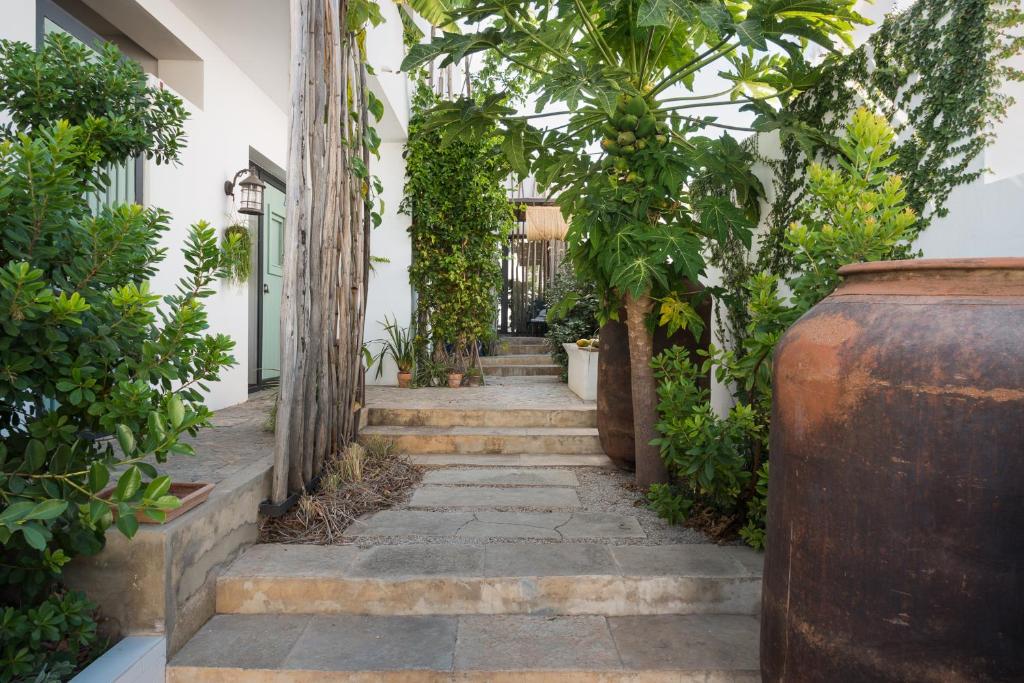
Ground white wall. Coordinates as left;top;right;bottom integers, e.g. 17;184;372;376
364;141;413;385
130;0;289;409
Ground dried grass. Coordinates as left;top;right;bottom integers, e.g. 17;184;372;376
259;438;421;544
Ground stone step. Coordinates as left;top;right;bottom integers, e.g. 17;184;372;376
480;354;553;366
421;467;580;486
359;425;601;454
408;485;581;510
217;543;763;617
343;510;645;541
366;407;595;428
482;364;562;377
169;613;760;682
410;454;616;468
498;341;550;354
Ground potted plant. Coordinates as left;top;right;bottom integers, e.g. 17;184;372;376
446;360;464;388
371;316;415;387
464;366;483;387
220;219;252;284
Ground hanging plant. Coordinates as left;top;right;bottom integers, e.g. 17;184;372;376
221;221;252;284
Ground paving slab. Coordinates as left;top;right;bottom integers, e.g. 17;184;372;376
611;545;757;577
410;454;615;468
221;543;360;579
170;614;309;670
556;512;646;539
422;468;580;487
344;544;485;578
454;615;622;671
344;510;475;538
483;543;618;577
409;485;581;510
283;615;457;671
608;614;760;671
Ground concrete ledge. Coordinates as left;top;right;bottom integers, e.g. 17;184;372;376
64;456;272;656
71;636;165;683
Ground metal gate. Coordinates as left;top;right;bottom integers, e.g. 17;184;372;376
498;221;567;336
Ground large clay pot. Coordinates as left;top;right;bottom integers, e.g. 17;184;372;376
596;289;712;470
763;258;1024;682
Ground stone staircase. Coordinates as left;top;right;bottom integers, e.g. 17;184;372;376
168;360;761;681
479;335;562;377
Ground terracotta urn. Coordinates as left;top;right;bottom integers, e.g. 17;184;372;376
446;372;463;389
596;290;712;470
763;258;1024;682
397;371;412;388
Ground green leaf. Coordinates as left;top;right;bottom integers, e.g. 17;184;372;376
143;475;171;500
167;395;185;429
20;524;47;550
24;439;46;472
637;0;672;26
24;499;68;521
116;424;136;455
88;462;109;492
0;501;35;525
735;19;767;49
114;466;142;501
116;510;139;537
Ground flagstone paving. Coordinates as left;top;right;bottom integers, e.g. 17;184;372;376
170;340;762;680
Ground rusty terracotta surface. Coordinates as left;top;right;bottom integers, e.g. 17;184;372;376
596;291;711;471
763;258;1024;682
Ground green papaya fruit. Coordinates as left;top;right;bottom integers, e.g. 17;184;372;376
626;171;643;183
618;114;639;131
635;139;648;150
625;94;648;118
601;138;621;154
620;144;636;155
617;131;636;146
613;156;630;171
654;134;668;147
602;122;618;138
635;113;656;137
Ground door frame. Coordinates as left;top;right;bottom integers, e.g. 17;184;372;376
250;164;286;391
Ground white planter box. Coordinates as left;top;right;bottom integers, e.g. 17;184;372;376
71;636;164;683
563;343;598;400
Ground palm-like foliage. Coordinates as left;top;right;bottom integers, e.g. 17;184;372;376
402;0;867;484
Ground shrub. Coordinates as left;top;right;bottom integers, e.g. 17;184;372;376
0;34;233;679
544;260;599;378
650;108;917;549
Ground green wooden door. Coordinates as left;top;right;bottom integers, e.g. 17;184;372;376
260;183;287;382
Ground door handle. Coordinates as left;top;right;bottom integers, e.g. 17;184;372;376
263;284;270;294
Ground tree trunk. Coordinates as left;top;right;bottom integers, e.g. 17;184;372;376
624;291;669;487
273;0;366;504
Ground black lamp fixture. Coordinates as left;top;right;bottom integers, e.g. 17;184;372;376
224;168;266;216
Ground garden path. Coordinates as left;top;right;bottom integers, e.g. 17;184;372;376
169;339;762;681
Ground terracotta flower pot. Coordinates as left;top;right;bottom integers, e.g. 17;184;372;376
397;371;412;388
596;290;712;471
447;372;464;388
101;481;214;524
763;258;1024;682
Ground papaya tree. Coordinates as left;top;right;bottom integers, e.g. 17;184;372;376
402;0;866;485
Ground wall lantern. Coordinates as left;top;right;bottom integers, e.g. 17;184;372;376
224;168;265;216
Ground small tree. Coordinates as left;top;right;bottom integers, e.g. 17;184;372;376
404;0;866;484
0;35;233;679
649;108;917;548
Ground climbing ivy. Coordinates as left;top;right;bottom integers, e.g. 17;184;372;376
714;0;1022;343
401;83;514;372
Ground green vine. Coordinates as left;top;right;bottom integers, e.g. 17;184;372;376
402;83;514;373
714;0;1022;346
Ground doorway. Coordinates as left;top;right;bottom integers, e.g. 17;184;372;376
249;168;286;390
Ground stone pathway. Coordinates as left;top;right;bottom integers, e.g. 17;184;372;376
169;338;762;680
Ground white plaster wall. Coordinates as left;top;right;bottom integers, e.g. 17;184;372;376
364;141;413;386
128;0;288;410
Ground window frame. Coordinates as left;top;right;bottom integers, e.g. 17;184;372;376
35;0;144;205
